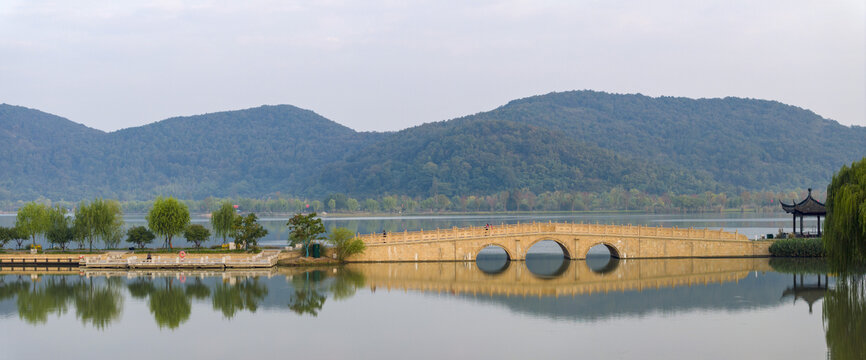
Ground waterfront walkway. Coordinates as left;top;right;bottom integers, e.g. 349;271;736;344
0;250;283;269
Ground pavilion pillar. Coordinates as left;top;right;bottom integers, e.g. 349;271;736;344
799;215;804;236
817;216;821;236
792;214;796;235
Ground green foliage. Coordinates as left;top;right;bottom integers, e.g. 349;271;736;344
10;227;26;249
211;202;236;244
73;198;124;251
147;196;190;249
230;213;268;250
824;157;866;271
184;224;211;248
328;227;366;261
287;212;326;257
126;226;156;249
15;202;49;246
45;205;73;250
769;238;825;257
2;93;864;202
0;226;16;249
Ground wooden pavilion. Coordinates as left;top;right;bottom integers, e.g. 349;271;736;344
780;188;826;237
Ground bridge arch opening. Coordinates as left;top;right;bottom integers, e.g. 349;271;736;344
476;245;511;275
586;243;621;274
526;240;571;279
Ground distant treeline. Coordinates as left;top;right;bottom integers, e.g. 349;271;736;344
2;188;822;215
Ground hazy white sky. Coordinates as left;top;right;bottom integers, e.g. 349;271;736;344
0;0;864;132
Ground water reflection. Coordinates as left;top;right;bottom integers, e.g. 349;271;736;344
0;257;851;332
823;276;866;360
586;254;620;274
525;254;570;278
212;278;267;318
0;275;123;328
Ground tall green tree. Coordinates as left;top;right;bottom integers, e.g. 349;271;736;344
73;202;93;251
10;227;27;250
15;202;49;247
0;226;15;249
184;224;211;249
211;202;236;244
231;213;268;250
93;199;124;249
74;199;124;251
287;212;326;257
824;157;866;271
147;196;190;249
45;205;73;251
126;226;155;249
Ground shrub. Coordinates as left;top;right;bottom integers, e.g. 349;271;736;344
769;237;825;257
328;227;366;261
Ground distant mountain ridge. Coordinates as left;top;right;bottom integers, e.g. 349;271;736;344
0;91;862;201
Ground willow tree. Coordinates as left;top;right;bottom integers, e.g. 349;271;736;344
74;199;124;252
147;196;190;249
824;157;866;271
16;202;49;247
45;205;73;251
211;202;236;245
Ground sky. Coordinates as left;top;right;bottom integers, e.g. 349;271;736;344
0;0;864;132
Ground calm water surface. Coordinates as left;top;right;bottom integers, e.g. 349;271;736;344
1;213;857;359
0;257;860;360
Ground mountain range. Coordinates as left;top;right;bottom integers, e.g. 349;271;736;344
1;90;863;201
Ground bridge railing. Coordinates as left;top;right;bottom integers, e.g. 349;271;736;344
356;221;746;244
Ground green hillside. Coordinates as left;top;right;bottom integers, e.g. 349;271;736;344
0;91;862;202
473;91;866;189
311;118;719;197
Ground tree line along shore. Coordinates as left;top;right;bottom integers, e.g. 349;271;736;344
0;188;827;216
0;197;365;262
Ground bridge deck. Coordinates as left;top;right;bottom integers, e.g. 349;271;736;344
350;221;770;262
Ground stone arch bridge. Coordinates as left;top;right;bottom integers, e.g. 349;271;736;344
349;222;772;262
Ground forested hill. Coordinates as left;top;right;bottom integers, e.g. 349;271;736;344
0;91;863;202
472;91;866;190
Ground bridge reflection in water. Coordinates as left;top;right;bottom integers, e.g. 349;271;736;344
348;257;774;298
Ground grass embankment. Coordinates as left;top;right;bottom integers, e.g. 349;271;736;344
769;238;824;257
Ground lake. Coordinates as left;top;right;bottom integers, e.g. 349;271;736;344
1;213;857;359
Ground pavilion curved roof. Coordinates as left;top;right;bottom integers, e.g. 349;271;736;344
780;188;826;216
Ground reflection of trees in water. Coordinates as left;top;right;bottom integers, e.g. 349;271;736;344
127;279;156;299
288;270;327;316
74;277;124;329
3;276;123;329
824;276;866;360
330;268;366;301
16;277;74;324
148;278;191;329
0;276;29;301
285;268;366;316
212;278;268;319
1;267;369;329
185;278;211;300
